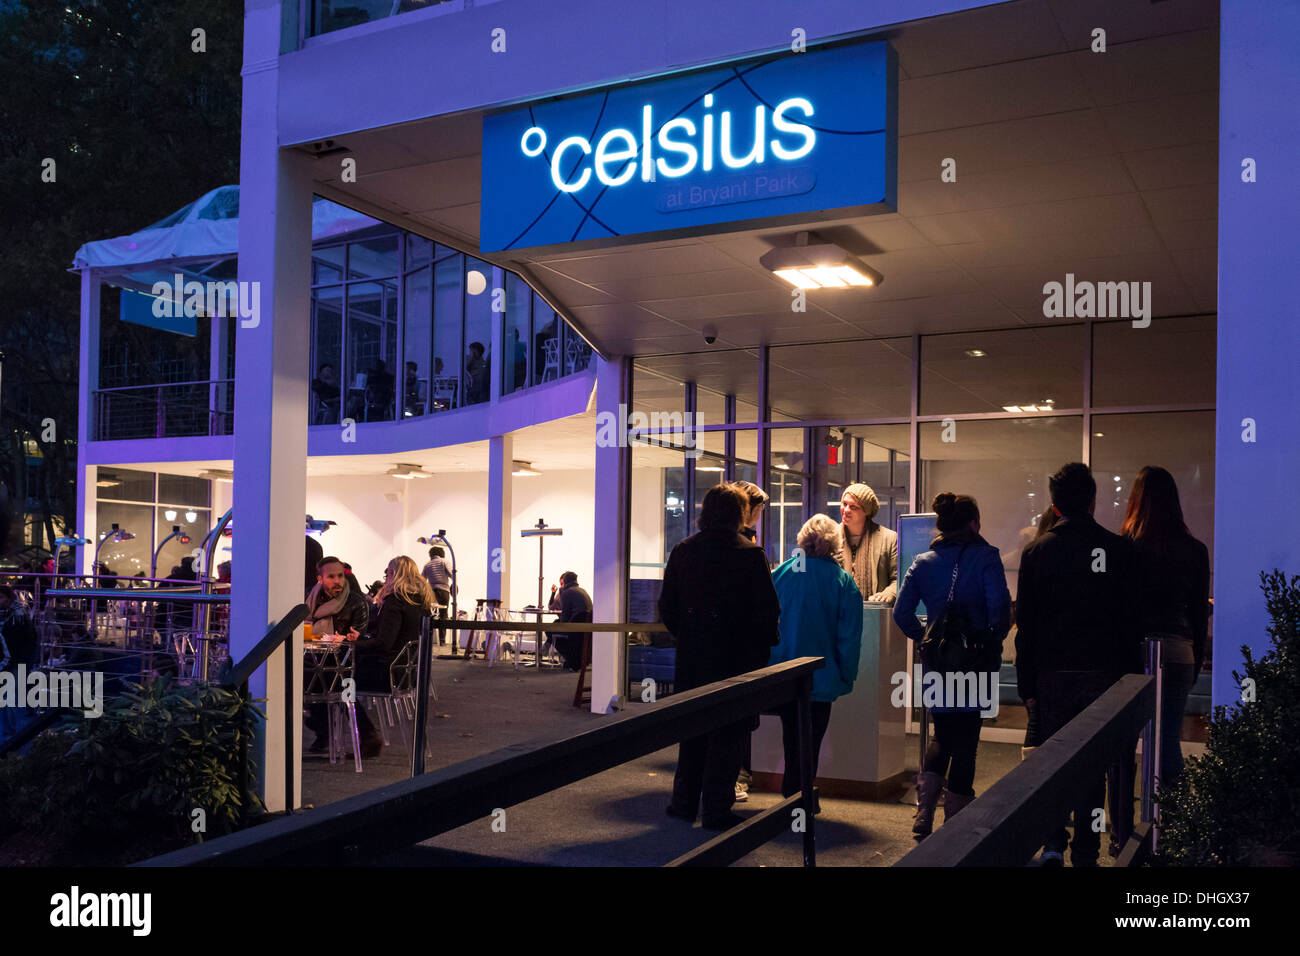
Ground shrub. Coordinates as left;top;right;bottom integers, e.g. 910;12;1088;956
0;674;265;864
1157;570;1300;865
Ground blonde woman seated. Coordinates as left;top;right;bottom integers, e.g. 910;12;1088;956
769;515;865;803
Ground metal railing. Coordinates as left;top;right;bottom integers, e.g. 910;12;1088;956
137;632;826;868
895;673;1157;867
92;379;233;440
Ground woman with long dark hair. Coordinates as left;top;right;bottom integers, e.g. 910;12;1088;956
1120;466;1210;786
894;493;1011;837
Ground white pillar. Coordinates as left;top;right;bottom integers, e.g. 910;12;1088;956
232;0;314;812
487;434;513;602
591;356;630;713
75;269;100;574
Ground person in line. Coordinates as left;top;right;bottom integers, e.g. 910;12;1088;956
728;480;769;803
465;341;489;404
0;586;39;742
1020;508;1059;762
345;555;435;758
660;484;780;831
421;546;455;642
546;571;593;671
1016;463;1140;867
894;493;1011;837
769;515;864;806
304;555;373;753
1121;465;1210;788
837;483;899;604
312;363;341;425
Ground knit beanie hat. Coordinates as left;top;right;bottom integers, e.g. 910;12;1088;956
842;482;880;520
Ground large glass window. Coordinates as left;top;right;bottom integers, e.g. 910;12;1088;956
770;338;912;421
432;250;463;411
403;266;432;418
311;285;343;425
462;258;493;405
503;274;532;397
533;300;561;386
921;326;1085;415
1093;315;1215;407
344;280;398;422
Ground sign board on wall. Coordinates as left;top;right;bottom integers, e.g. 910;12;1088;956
480;41;897;253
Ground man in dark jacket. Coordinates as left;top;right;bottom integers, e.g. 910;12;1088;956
660;484;781;830
1015;462;1140;866
547;571;592;671
304;556;372;752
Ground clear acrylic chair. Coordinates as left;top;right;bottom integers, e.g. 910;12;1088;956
303;642;363;773
358;641;438;763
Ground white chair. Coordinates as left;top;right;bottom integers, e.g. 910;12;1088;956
303;643;363;773
358;641;438;762
541;338;561;382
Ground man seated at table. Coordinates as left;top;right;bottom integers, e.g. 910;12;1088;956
547;571;592;671
304;556;374;753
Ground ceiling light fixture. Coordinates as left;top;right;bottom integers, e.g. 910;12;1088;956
761;232;883;290
965;349;987;358
1002;405;1023;414
696;459;724;473
512;460;541;476
387;463;432;479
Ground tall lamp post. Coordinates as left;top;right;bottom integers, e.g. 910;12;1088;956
520;518;563;667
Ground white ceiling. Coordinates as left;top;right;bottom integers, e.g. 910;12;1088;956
308;0;1218;364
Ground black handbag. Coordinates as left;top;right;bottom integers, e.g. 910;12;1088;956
918;544;998;675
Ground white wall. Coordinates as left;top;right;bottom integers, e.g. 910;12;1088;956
508;469;596;610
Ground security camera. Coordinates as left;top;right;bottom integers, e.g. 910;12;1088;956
703;326;717;345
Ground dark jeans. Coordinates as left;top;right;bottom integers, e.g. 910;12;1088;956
924;710;983;795
670;719;749;820
1039;670;1113;864
432;589;450;644
1156;636;1196;786
777;701;833;797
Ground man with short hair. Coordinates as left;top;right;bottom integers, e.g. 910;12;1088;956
305;556;375;755
1016;462;1140;867
546;571;592;671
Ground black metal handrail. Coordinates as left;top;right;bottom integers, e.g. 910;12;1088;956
136;656;826;867
894;674;1156;867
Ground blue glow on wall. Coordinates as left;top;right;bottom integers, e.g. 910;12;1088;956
119;287;196;337
481;41;896;252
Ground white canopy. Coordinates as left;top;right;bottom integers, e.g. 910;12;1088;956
72;185;380;271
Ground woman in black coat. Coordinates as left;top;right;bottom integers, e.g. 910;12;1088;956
347;555;434;756
660;484;781;831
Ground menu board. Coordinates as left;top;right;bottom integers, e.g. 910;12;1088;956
896;513;938;618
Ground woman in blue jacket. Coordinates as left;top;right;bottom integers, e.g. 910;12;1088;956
894;493;1011;837
769;514;864;800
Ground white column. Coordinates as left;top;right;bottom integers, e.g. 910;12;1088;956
591;355;630;713
232;0;314;813
75;269;100;574
486;434;513;602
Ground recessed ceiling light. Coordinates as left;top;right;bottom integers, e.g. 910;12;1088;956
965;349;986;358
1093;431;1105;437
1002;405;1023;413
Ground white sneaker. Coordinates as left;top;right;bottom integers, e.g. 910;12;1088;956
734;784;749;802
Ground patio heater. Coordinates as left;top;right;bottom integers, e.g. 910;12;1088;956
151;525;192;580
53;535;90;586
417;531;458;656
194;509;232;682
520;518;563;667
94;523;135;578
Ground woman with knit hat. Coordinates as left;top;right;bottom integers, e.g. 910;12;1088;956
836;483;900;604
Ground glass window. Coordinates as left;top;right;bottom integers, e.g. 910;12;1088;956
403;266;432;418
920;415;1083;602
154;507;210;576
158;474;210;507
1093;315;1215;407
405;234;434;271
347;235;399;280
767;468;806;566
95;468;154;503
344;280;398;422
95;502;154;578
503;274;532;397
769;338;912;420
562;322;594;376
532;298;561;386
632;362;686;424
631;445;690;574
463;258;493;405
812;424;910;530
311;285;343;425
1090;411;1215;560
696;387;726;432
432;253;462;412
312;245;344;285
921;326;1084;415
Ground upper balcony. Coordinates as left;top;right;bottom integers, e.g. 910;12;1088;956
74;187;595;447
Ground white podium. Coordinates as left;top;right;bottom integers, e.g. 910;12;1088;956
752;603;908;798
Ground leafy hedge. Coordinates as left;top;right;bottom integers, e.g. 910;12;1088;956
1157;570;1300;865
0;675;264;865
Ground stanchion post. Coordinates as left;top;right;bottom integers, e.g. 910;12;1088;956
411;615;434;777
797;675;817;867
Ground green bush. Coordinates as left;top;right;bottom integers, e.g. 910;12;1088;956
0;675;265;865
1157;570;1300;865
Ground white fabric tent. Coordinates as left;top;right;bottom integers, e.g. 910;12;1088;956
72;185;380;271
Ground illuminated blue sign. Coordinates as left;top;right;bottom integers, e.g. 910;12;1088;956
480;42;896;253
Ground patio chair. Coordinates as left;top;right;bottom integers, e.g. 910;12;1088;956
303;642;364;773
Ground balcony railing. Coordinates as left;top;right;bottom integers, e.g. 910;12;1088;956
93;380;233;441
